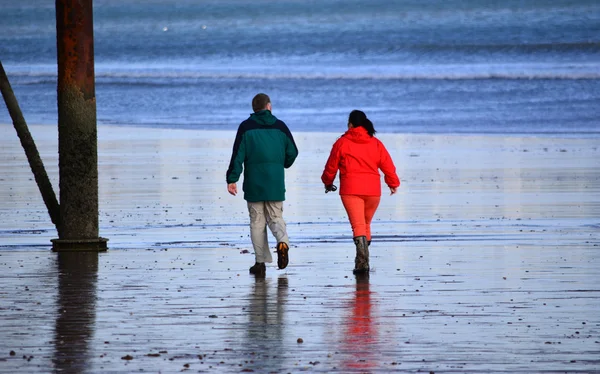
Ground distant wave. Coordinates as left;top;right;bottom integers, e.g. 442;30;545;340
9;69;600;83
409;41;600;53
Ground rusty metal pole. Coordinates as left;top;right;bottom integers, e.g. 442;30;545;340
0;61;62;235
51;0;107;251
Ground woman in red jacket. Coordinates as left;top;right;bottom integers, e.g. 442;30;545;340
321;110;400;274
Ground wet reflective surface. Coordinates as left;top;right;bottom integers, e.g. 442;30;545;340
1;127;599;372
1;241;599;373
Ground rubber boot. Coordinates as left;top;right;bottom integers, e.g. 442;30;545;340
353;236;370;274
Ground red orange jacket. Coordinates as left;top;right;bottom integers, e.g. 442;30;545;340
321;126;400;196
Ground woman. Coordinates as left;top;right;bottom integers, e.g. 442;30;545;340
321;110;400;274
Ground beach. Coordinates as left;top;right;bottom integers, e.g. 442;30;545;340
2;0;599;371
2;124;599;249
1;124;599;373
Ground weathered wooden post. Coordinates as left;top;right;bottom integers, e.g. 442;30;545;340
51;0;107;251
0;62;62;235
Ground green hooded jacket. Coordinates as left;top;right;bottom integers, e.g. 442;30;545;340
226;110;298;202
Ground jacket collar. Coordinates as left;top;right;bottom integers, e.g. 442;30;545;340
344;126;371;143
250;110;277;126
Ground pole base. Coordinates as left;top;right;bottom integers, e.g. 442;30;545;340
51;237;108;252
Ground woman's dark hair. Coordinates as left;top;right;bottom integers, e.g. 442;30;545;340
349;110;376;137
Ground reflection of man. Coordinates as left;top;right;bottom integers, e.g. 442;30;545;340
241;276;288;372
226;93;299;276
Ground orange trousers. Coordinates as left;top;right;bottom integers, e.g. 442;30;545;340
340;195;381;240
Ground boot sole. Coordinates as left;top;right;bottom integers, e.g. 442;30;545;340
277;243;289;269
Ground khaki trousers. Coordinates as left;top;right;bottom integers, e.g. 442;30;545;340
247;201;289;263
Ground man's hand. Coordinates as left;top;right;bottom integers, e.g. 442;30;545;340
227;183;238;196
389;186;397;195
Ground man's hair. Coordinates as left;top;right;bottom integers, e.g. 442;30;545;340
252;93;271;112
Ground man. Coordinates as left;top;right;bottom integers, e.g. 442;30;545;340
226;93;298;276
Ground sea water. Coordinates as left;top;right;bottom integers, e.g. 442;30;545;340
1;0;599;135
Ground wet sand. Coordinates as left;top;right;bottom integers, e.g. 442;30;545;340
1;124;599;373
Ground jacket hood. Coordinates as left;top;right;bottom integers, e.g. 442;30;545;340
344;126;372;144
250;110;278;126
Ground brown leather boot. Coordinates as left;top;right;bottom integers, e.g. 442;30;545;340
249;262;266;277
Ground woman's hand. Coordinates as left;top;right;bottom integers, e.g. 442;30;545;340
389;186;397;195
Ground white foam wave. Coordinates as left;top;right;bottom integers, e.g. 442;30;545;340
91;70;600;81
5;63;600;81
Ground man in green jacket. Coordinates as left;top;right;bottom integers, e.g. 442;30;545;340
226;93;298;276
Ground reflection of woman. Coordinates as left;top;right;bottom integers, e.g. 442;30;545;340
342;274;376;371
321;110;400;273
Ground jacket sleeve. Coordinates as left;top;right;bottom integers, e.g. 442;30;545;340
284;130;299;169
226;126;246;183
321;139;342;186
377;140;400;188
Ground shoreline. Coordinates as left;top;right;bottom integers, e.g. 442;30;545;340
1;123;598;251
5;121;600;139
